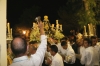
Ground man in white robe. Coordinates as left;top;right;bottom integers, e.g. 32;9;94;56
56;36;72;54
46;45;64;66
91;36;100;65
59;41;75;66
81;38;99;66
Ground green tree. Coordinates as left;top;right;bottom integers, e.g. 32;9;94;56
77;0;97;28
95;0;100;24
58;0;100;35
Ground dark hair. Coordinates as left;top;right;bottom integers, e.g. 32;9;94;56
91;36;97;39
29;41;38;45
83;38;91;46
29;41;38;50
47;41;51;47
60;36;68;42
61;41;67;46
50;45;58;53
32;46;37;50
11;37;27;56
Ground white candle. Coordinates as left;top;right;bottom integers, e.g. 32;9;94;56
33;23;35;28
88;24;91;35
11;28;12;38
7;23;10;34
60;25;62;31
56;20;58;25
94;27;96;36
84;26;86;34
52;24;54;28
56;24;59;29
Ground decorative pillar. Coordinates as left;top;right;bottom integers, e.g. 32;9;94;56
0;0;7;66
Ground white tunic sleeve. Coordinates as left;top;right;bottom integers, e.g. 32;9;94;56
31;35;47;66
66;48;76;64
81;48;93;66
80;50;86;65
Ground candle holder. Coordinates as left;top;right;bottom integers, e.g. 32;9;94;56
83;23;97;38
30;15;64;42
6;33;13;41
6;22;13;41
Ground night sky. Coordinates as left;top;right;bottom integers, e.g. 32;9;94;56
7;0;67;27
7;0;100;38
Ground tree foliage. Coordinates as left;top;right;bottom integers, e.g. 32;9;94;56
77;0;97;28
58;0;100;35
95;0;100;24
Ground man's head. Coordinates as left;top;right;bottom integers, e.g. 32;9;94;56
83;38;91;48
52;38;58;44
11;37;27;57
91;36;97;46
50;45;58;56
61;41;68;49
29;41;39;54
76;38;83;46
60;36;69;42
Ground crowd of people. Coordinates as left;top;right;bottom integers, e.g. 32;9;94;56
7;21;100;66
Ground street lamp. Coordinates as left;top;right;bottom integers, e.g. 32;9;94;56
23;30;26;35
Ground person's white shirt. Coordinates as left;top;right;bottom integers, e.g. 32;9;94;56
58;44;75;64
81;46;96;66
56;43;62;53
45;51;52;58
51;53;64;66
97;42;100;46
45;51;52;65
56;43;72;53
93;47;99;66
93;43;100;65
80;46;85;55
10;35;47;66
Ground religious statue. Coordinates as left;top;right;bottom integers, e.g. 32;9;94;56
30;16;64;42
43;15;51;35
30;23;40;42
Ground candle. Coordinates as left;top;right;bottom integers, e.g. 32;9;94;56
7;23;10;34
11;28;12;38
88;24;91;35
90;23;93;35
52;24;54;28
60;25;62;31
33;23;35;28
56;20;58;25
56;24;59;29
93;26;96;36
84;26;86;34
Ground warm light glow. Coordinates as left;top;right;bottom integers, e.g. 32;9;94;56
23;30;26;34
